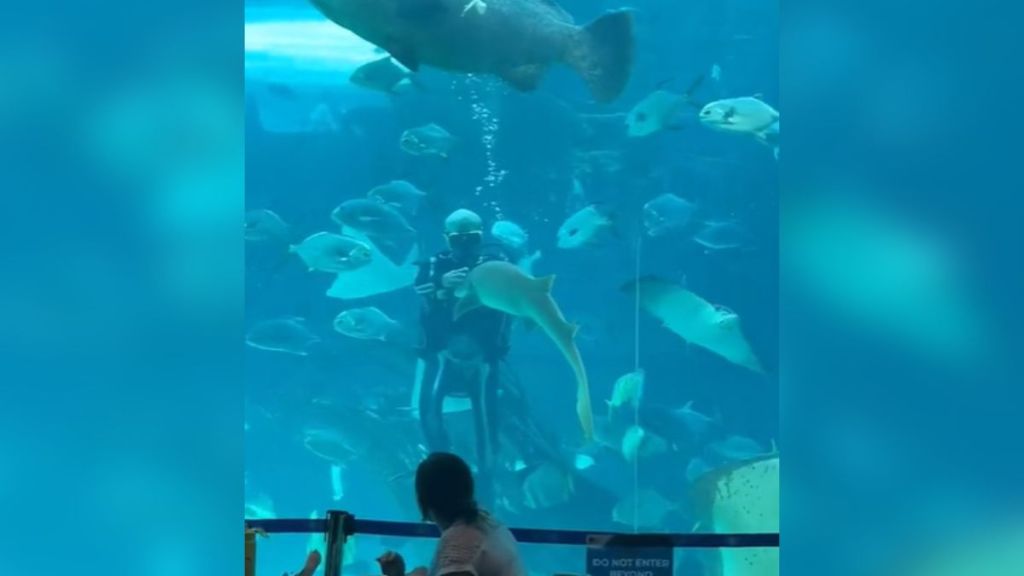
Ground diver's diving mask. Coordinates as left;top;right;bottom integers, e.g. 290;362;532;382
446;230;483;253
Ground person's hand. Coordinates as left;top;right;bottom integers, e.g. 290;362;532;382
377;550;406;576
441;267;469;289
284;550;321;576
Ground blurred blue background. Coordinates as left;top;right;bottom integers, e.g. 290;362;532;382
244;0;777;574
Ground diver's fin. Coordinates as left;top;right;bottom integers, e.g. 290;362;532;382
569;9;635;103
395;0;450;21
453;292;482;321
500;64;546;92
389;44;420;72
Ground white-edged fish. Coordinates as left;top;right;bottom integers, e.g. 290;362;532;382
491;220;529;251
693;219;753;251
672;401;719;438
623;277;763;373
522;463;574;510
400;123;456;158
621;424;668;463
699;96;779;158
349;56;417;95
244;493;277;519
289;232;374;273
367;180;427;217
643;193;696;237
245;317;321;356
625;76;705;137
327;230;420;301
709;435;767;461
333;306;401;341
613;489;677;528
606;369;645;415
557;204;614;249
245;209;290;243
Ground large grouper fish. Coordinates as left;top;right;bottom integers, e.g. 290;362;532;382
309;0;636;103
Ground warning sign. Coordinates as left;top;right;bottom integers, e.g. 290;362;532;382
585;534;674;576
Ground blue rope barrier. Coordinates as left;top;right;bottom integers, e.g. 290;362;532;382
244;517;779;549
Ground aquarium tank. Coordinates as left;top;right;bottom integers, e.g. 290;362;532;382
244;0;779;574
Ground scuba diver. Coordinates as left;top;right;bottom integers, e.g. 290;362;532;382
412;209;511;504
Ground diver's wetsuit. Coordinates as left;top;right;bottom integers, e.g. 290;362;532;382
414;245;511;499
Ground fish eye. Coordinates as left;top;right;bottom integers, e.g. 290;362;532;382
636;112;647;122
568;229;579;237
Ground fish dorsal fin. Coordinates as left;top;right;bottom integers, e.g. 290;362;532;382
536;275;556;293
453;292;482;321
752;92;764;99
683;400;694;410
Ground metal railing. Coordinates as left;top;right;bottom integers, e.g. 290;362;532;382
245;511;780;576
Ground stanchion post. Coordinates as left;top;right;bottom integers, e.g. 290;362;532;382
324;511;356;576
244;528;258;576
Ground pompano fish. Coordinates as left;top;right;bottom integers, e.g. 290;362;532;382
699;96;780;158
620;425;668;463
708;435;767;461
245;209;290;243
491;220;529;251
244;493;276;519
327;230;420;300
400;123;456;158
453;261;594;440
613;489;677;528
606;369;644;415
367;180;427;217
522;463;574;510
643;193;696;237
332;198;416;238
289;232;374;273
693;219;752;251
331;198;417;262
625;76;705;137
672;401;719;438
557;204;614;249
333;306;401;341
623;277;763;373
245;317;321;356
309;0;635;102
349;56;418;94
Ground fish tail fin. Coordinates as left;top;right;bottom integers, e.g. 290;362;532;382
570;9;635;103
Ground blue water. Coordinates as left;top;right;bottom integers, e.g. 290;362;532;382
245;0;777;573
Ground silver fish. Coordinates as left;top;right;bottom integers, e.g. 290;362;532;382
333;306;401;341
245;317;321;356
399;123;456;158
289;232;373;273
245;209;290;243
367;180;427;217
350;56;417;94
643;193;696;237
